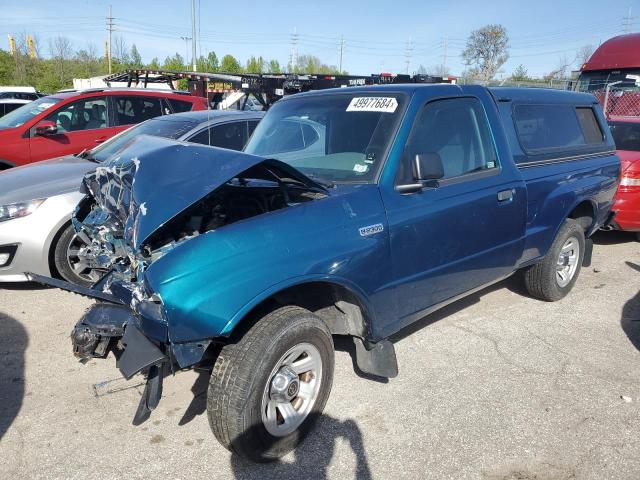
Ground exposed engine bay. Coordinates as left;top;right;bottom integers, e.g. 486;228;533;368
71;140;328;287
142;177;325;255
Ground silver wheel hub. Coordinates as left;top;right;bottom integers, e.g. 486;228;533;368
556;236;579;288
269;366;300;402
261;342;322;437
66;232;108;283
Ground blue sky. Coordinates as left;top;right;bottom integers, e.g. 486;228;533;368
0;0;637;77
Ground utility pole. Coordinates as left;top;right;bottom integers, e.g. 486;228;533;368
290;27;299;72
442;37;448;74
191;0;197;71
623;6;633;34
180;36;192;66
106;5;114;74
404;37;413;75
339;34;344;73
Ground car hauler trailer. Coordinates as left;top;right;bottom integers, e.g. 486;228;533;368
103;69;457;110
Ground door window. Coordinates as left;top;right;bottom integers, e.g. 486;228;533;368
45;97;108;133
114;96;163;126
401;97;498;183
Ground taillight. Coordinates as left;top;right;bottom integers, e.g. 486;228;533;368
619;171;640;190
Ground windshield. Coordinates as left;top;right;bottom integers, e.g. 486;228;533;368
0;96;61;129
576;69;640;92
244;92;407;183
609;121;640;151
89;117;200;162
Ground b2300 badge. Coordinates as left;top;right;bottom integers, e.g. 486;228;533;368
359;223;384;237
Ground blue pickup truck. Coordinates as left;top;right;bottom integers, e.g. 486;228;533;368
40;84;619;461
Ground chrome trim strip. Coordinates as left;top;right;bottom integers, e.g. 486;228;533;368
517;150;617;169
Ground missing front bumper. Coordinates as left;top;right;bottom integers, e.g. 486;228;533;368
71;302;168;424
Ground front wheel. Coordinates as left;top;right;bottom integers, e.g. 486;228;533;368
524;218;585;301
53;224;106;287
207;306;335;462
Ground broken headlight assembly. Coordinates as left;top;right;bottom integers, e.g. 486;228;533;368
0;198;45;223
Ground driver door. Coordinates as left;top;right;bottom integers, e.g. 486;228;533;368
29;96;111;162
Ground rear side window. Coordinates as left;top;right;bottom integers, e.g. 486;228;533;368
114;96;163;126
167;98;194;113
188;121;247;150
514;104;604;153
576;107;604;144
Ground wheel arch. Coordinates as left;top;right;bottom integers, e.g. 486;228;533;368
567;199;597;234
47;218;73;278
222;276;377;342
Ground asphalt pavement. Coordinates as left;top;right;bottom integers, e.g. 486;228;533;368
1;231;639;480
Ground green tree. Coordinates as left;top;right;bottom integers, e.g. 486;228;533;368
147;57;160;69
462;24;509;81
290;54;339;74
510;64;531;82
268;59;280;73
163;53;185;71
207;51;219;71
196;51;219;72
246;55;265;73
130;44;143;69
220;54;242;73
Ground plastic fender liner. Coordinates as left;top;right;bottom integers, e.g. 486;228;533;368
171;340;212;369
118;325;167;380
583;238;594;267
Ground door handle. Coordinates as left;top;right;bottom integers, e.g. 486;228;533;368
94;137;107;144
497;189;514;202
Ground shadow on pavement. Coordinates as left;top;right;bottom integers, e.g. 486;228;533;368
390;274;523;343
230;414;372;479
0;281;50;291
0;311;28;439
178;370;210;426
621;261;640;352
592;230;637;245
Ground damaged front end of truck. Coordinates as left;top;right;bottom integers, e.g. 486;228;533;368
31;135;329;423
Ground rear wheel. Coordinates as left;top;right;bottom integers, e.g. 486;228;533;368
53;224;106;287
524;219;585;301
207;306;334;462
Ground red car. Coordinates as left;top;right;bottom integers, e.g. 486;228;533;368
0;88;208;169
608;116;640;235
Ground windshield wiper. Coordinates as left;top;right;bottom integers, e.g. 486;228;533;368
304;173;335;189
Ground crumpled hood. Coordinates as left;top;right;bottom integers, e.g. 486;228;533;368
0;155;95;205
82;135;324;251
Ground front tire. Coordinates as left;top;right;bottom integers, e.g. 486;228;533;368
524;219;585;301
207;306;335;462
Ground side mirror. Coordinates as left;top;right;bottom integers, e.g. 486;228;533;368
34;120;57;136
396;153;444;193
413;153;444;181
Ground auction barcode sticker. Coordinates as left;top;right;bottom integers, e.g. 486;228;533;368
346;97;398;113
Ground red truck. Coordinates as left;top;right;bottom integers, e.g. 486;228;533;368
0;88;208;169
577;34;640;235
